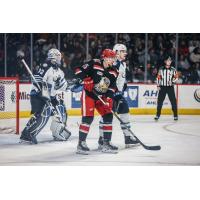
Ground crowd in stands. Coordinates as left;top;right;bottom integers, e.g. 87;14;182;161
0;33;200;84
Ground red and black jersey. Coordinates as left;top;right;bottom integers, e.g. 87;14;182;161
74;59;118;99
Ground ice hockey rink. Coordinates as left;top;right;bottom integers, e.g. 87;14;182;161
0;115;200;166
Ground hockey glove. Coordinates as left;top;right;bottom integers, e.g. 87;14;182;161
70;78;83;92
96;97;113;113
50;96;59;107
104;97;113;111
71;85;83;93
83;77;94;92
114;91;124;101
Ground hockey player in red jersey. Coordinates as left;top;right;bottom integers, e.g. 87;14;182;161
98;44;139;149
74;49;118;154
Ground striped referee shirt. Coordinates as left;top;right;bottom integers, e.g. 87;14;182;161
156;66;178;86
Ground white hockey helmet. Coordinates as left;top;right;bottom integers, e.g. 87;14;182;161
113;44;127;52
47;48;62;67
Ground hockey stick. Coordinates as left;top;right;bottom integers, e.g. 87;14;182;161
93;91;161;151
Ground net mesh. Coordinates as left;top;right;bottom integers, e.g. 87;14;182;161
0;79;18;134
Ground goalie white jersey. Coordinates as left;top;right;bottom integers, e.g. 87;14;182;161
31;62;68;97
114;60;126;92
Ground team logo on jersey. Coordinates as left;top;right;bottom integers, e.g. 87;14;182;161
53;75;61;82
94;77;110;93
194;89;200;103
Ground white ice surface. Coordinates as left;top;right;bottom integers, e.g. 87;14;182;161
0;115;200;166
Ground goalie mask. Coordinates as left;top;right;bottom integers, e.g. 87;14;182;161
47;48;62;68
94;77;110;93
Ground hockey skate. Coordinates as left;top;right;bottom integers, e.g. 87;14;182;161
174;116;178;121
20;130;38;144
97;136;104;150
102;140;118;154
125;136;140;148
76;141;90;155
154;116;159;121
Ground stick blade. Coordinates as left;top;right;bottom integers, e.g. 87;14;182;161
144;145;161;151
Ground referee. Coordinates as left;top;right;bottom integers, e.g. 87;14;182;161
155;56;178;121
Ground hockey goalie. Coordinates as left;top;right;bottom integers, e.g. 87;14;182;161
20;48;72;144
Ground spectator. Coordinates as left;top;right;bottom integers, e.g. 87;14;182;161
189;47;200;64
0;33;200;84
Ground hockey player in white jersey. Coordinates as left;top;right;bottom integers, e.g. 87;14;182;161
20;48;71;144
98;44;139;148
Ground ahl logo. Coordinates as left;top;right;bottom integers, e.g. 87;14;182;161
194;88;200;103
143;90;158;97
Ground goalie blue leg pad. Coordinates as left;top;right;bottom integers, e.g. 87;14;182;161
21;104;52;139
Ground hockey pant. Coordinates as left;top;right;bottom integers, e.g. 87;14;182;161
156;86;177;117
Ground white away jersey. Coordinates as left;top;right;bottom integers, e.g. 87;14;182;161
31;63;68;97
114;60;126;92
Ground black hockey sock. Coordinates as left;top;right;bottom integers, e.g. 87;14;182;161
103;132;112;141
79;132;87;141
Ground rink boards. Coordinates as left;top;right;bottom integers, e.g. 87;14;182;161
16;83;200;117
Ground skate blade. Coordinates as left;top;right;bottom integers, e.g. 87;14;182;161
53;137;67;142
19;139;33;144
76;149;90;155
101;149;118;154
97;145;103;150
125;143;140;148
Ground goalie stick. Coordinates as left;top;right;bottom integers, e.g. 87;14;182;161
93;91;161;151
